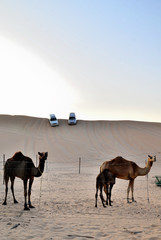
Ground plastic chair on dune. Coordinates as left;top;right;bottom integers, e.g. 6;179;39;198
154;176;161;186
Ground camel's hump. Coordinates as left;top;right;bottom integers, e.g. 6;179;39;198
113;156;123;161
110;156;128;164
12;151;25;161
111;156;136;165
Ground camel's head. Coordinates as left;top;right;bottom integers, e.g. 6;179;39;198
148;155;156;166
38;152;48;161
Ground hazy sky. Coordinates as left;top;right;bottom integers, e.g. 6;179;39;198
0;0;161;122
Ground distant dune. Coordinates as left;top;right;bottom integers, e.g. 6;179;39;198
0;115;161;163
0;115;161;239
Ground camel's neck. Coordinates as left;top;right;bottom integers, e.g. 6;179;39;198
33;159;45;177
138;160;153;176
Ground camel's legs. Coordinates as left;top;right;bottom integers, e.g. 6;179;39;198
107;183;113;206
130;179;136;202
105;184;109;205
95;187;98;207
2;175;9;205
23;179;30;210
28;177;35;208
103;184;107;203
104;184;113;206
127;179;135;203
100;187;106;207
127;180;131;203
10;176;18;204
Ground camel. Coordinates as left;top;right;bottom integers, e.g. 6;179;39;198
100;155;156;203
3;151;48;210
95;169;115;208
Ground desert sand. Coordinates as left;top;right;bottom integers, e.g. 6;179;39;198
0;115;161;239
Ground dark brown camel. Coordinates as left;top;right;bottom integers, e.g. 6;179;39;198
100;155;156;203
95;169;115;208
3;151;48;210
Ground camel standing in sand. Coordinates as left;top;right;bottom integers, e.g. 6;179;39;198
100;155;156;203
3;151;48;210
95;169;115;208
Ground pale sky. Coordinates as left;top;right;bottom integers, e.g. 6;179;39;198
0;0;161;122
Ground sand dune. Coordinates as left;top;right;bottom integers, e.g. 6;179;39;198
0;115;161;239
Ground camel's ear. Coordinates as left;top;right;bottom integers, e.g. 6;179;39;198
45;152;48;157
38;152;42;156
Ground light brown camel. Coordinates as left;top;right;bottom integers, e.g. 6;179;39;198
100;155;156;203
3;151;48;210
95;169;115;208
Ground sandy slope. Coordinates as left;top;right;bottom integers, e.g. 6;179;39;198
0;115;161;239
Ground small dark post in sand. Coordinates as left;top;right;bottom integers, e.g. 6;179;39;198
79;157;81;174
2;154;5;184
